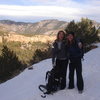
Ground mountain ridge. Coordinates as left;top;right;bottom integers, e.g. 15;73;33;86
0;19;68;34
0;19;100;35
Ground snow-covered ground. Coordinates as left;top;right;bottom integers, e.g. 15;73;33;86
0;43;100;100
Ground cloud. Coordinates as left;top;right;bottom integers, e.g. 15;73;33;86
0;5;82;18
0;0;100;22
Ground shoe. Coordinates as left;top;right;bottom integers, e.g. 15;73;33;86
78;90;83;94
68;86;74;89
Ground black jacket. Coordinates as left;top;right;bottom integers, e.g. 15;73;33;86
52;40;68;64
68;39;83;59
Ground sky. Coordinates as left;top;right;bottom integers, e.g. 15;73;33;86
0;0;100;22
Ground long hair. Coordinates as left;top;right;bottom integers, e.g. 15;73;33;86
56;30;66;41
67;32;76;46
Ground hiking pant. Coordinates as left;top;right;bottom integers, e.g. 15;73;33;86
56;59;68;89
68;58;84;91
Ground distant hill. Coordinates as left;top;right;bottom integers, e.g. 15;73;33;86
0;19;68;34
0;19;100;35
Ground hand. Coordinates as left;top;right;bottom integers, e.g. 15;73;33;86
78;42;82;49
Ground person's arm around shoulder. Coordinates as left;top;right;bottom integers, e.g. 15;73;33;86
78;42;83;49
76;38;83;49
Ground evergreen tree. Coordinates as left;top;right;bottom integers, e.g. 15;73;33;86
65;18;99;46
65;20;78;34
0;45;26;82
77;18;99;45
30;43;52;65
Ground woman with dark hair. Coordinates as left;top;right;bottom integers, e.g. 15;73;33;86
67;32;84;93
52;30;69;90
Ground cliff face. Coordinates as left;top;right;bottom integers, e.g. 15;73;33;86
0;34;56;43
0;19;67;43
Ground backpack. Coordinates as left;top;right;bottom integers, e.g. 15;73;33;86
39;66;61;98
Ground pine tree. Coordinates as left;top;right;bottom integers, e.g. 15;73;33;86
65;20;78;34
77;18;99;45
65;18;99;46
0;45;26;82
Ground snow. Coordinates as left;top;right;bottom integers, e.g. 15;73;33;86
0;43;100;100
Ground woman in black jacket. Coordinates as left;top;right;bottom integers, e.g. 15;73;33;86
67;32;84;93
52;30;69;90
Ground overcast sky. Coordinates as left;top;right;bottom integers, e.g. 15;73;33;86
0;0;100;22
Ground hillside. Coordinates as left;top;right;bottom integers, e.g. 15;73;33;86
0;19;68;34
0;34;56;43
0;19;100;36
0;43;100;100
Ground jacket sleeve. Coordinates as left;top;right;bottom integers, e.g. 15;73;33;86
51;42;57;65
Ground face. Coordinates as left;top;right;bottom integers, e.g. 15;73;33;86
67;34;74;41
58;32;65;40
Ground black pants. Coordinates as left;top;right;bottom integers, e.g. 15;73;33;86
56;59;68;89
68;58;84;91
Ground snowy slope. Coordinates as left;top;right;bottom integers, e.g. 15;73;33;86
0;43;100;100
